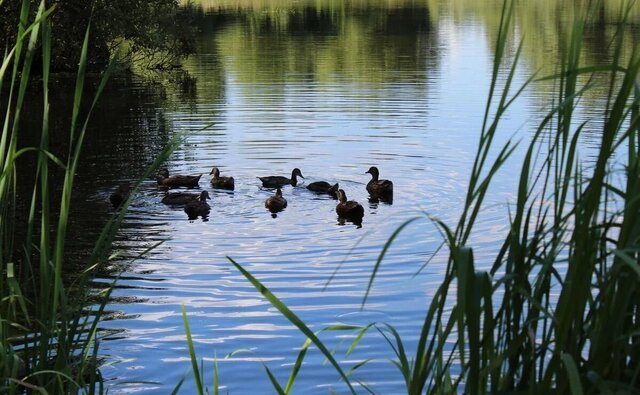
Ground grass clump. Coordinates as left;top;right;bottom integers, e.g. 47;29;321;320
182;0;639;393
0;1;112;392
0;1;177;392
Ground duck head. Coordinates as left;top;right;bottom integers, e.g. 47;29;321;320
292;168;304;179
329;183;339;198
200;190;210;201
275;187;283;197
365;166;379;181
337;189;347;203
209;167;220;177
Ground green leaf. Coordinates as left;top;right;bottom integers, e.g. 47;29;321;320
561;353;584;395
264;365;286;395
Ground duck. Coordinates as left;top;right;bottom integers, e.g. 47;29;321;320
184;191;211;219
156;168;202;188
365;166;393;196
110;183;130;208
209;167;235;190
306;181;339;199
336;189;364;222
161;191;200;205
265;187;287;213
258;168;304;188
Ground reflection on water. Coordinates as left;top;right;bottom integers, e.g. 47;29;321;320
37;1;633;393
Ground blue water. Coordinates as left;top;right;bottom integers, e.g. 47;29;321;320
87;3;608;393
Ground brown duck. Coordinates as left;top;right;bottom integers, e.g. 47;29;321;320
336;189;364;221
162;191;200;205
258;168;304;188
157;168;202;188
306;181;339;198
184;191;211;219
265;187;287;213
209;167;235;190
365;166;393;196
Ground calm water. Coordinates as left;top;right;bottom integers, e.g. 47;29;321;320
63;2;634;393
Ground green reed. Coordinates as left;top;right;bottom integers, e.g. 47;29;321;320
195;0;640;393
1;2;107;392
0;1;178;392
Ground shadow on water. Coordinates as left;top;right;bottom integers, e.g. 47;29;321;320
368;194;394;205
13;72;216;282
338;216;363;229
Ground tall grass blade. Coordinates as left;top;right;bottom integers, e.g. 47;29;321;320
181;305;204;395
264;365;286;395
228;256;357;395
361;216;421;309
375;323;412;389
213;354;219;395
283;337;311;394
561;353;584;395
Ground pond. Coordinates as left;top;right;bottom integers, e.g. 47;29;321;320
66;1;637;393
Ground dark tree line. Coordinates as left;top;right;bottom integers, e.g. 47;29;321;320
1;0;197;71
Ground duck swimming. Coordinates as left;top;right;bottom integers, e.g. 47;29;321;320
210;167;235;190
157;168;202;188
365;166;393;196
184;191;211;219
336;189;364;224
265;187;288;213
110;183;130;208
306;181;339;198
265;187;287;213
162;191;200;205
258;168;304;188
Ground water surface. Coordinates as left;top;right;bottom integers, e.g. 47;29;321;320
72;2;636;393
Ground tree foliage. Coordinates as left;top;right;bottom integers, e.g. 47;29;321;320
1;0;197;71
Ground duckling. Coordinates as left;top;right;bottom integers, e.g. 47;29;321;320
336;189;364;222
161;191;200;205
157;168;202;188
265;187;287;213
184;191;211;219
306;181;339;199
365;166;393;196
110;183;130;208
209;167;235;190
258;168;304;188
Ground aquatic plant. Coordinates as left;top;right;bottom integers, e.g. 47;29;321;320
0;1;178;392
0;2;113;392
180;0;640;392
